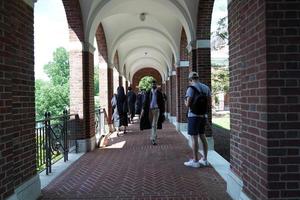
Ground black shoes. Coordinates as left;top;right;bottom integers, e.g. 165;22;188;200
151;140;157;145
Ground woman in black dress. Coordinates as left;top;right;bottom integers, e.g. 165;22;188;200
112;86;128;136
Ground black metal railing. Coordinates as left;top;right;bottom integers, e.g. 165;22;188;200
95;107;110;147
35;110;79;174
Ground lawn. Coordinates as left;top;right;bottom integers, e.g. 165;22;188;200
212;115;230;130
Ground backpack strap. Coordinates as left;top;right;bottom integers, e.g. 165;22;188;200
188;85;205;96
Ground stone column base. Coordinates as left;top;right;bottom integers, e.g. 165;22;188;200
76;135;96;153
227;169;251;200
6;175;41;200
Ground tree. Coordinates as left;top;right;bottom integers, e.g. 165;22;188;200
211;16;228;50
212;66;229;95
44;47;69;86
94;64;99;96
138;76;155;91
35;47;70;120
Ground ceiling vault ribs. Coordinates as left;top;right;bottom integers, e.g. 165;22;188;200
79;0;198;80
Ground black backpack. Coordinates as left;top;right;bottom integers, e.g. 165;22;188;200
189;85;208;115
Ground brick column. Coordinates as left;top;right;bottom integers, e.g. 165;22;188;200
119;75;123;87
69;43;95;152
165;79;170;114
107;67;114;124
228;1;300;199
0;1;40;199
125;80;129;92
176;62;190;124
170;71;177;118
192;42;212;137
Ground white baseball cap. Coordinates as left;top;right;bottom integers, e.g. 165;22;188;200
188;72;199;79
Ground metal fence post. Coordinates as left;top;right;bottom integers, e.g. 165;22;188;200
45;112;51;175
63;109;68;162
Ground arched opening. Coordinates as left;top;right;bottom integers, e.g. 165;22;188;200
34;0;69;120
131;68;163;93
210;0;230;162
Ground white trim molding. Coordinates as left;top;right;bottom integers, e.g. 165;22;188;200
6;175;41;200
190;40;211;49
179;61;190;67
83;42;96;53
68;41;96;54
197;40;211;49
23;0;37;8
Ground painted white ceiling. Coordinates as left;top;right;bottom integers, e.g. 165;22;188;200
79;0;199;81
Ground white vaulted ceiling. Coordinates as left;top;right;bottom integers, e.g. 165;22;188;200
79;0;199;81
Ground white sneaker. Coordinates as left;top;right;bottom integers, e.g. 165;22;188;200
184;159;200;168
198;158;209;166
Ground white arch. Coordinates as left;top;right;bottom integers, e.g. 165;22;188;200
127;57;167;81
109;27;178;65
130;65;166;83
86;0;195;46
122;46;172;71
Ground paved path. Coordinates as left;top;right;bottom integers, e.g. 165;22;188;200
41;121;231;200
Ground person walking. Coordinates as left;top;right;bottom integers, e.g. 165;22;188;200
140;80;165;145
135;89;144;117
184;72;211;168
127;86;136;123
111;86;128;136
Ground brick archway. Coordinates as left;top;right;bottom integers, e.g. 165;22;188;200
131;68;162;92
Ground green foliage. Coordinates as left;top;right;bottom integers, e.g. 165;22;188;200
35;47;70;120
212;16;228;50
138;76;156;91
212;67;229;95
44;47;69;86
94;65;99;96
212;115;230;130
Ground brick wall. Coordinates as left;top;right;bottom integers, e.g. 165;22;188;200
265;1;300;198
166;80;170;113
0;1;36;199
95;23;110;114
62;0;84;42
83;52;95;138
119;76;123;87
107;68;113;124
229;0;300;199
170;75;177;117
196;0;214;137
131;68;162;93
176;67;189;123
228;0;243;179
176;28;189;123
95;23;108;62
229;1;269;199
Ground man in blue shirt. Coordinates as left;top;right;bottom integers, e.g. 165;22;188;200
184;72;211;168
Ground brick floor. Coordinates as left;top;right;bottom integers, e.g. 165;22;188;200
40;121;231;200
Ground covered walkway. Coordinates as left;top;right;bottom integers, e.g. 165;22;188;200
40;121;230;200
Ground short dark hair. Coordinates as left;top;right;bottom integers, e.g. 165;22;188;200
152;80;157;84
128;86;132;90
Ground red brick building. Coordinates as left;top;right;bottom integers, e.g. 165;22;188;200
0;0;299;200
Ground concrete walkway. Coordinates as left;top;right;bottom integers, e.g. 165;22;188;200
40;121;231;200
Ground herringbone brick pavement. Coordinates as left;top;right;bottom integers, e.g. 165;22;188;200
40;120;231;200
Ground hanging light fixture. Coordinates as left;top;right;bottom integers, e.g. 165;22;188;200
140;12;146;21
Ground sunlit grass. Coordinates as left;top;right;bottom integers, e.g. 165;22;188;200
212;115;230;130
